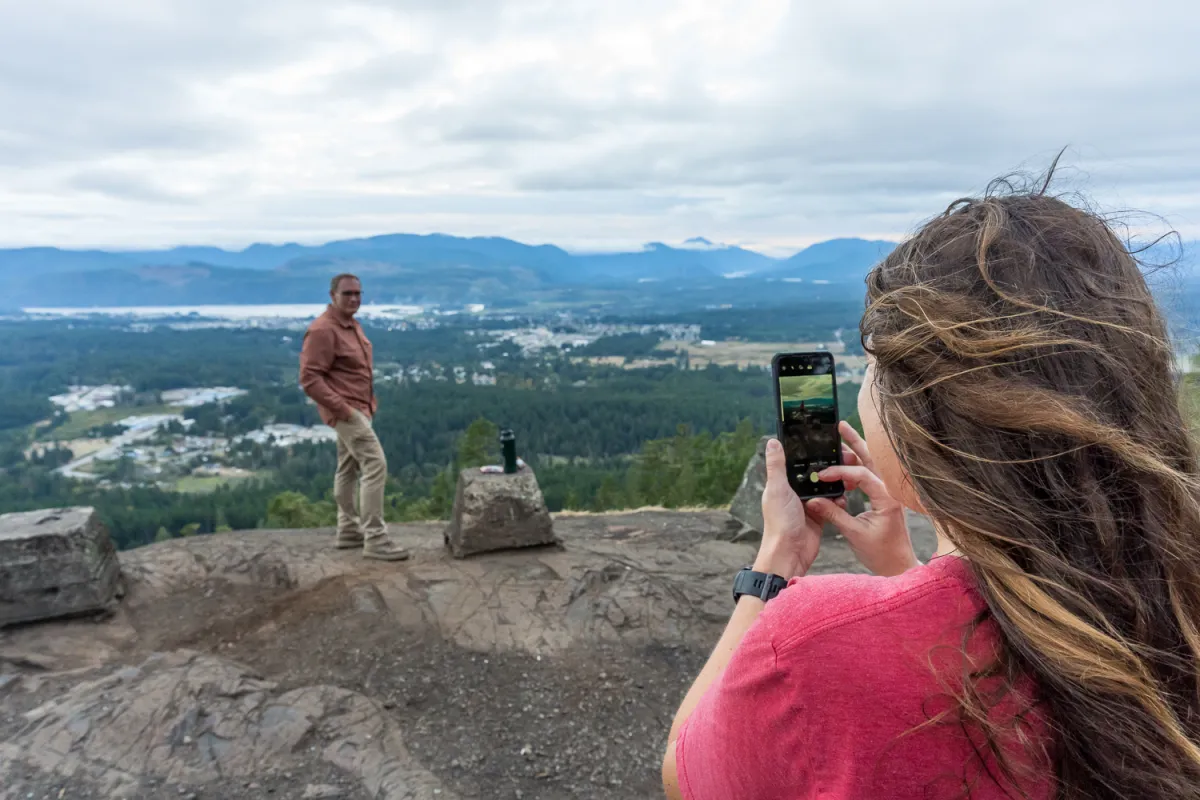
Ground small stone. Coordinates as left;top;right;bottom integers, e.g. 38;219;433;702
302;785;345;799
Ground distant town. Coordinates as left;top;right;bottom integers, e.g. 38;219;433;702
37;383;336;489
17;305;870;498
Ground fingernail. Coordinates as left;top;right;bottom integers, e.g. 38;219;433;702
767;439;781;452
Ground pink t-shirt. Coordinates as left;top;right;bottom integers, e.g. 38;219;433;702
676;556;1053;799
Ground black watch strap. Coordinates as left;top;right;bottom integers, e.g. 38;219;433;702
732;567;789;604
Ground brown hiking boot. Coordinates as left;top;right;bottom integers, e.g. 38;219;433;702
335;532;364;550
362;538;410;561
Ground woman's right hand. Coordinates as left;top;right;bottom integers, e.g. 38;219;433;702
806;421;920;577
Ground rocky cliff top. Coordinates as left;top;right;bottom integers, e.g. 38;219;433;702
0;510;936;800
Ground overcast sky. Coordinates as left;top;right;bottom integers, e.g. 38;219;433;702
0;0;1197;254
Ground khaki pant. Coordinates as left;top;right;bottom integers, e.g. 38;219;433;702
333;410;388;542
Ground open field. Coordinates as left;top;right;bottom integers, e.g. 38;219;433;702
571;355;677;369
24;437;109;460
174;470;261;494
40;404;178;441
655;339;867;372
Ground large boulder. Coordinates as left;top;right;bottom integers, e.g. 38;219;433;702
728;436;866;541
444;468;558;558
0;507;121;627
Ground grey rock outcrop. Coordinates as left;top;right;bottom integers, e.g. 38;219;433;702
0;650;453;799
0;507;121;627
0;509;941;798
728;436;771;536
727;436;866;541
445;467;558;558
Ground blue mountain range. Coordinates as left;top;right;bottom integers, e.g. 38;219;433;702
7;230;1193;310
0;233;903;307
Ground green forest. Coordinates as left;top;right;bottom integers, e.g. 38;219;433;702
0;310;864;549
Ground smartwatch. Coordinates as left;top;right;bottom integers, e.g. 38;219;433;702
732;567;789;604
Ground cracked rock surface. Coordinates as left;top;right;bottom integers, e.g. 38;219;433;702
0;509;936;799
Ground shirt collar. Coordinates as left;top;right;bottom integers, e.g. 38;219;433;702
327;304;356;328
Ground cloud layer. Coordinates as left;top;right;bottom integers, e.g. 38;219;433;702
1;0;1197;252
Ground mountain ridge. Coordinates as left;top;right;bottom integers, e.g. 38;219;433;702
8;232;1197;309
1;233;902;307
3;232;882;274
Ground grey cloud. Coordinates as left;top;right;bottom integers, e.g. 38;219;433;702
355;148;519;180
0;0;338;165
442;120;581;143
394;58;713;144
2;0;1200;247
321;51;442;99
254;188;706;219
68;168;199;205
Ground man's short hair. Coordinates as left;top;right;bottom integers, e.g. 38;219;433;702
330;273;361;294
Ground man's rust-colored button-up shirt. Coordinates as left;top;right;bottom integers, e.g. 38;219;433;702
299;306;376;426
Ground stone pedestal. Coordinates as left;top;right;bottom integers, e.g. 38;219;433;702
0;507;122;627
445;468;557;558
727;436;866;541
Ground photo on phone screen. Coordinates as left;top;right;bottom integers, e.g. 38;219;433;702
773;352;845;499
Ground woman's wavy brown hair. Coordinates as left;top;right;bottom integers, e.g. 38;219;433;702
863;169;1200;798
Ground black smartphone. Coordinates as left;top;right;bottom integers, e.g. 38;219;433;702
771;351;845;500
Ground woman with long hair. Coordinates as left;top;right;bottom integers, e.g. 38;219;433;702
662;172;1200;799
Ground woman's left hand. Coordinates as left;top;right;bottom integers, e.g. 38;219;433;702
755;437;825;579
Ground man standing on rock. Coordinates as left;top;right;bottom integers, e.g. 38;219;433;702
300;274;409;561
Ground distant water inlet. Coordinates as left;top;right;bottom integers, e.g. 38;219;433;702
21;303;427;321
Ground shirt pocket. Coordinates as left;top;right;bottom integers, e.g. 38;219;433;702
335;332;368;370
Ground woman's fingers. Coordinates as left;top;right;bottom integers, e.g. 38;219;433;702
841;445;859;467
838;421;876;472
763;437;788;492
818;464;896;509
806;497;860;534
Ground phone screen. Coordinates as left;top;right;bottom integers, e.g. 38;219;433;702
773;352;845;499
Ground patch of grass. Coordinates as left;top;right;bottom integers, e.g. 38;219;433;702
173;472;259;494
1181;377;1200;436
39;405;178;442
